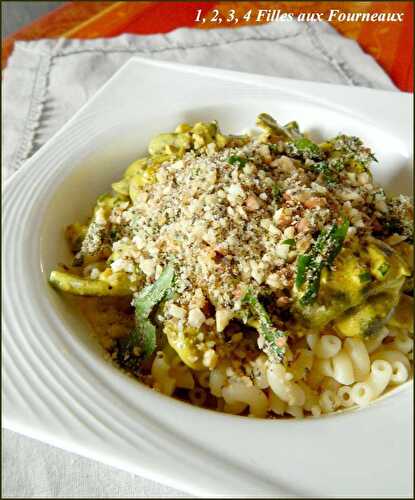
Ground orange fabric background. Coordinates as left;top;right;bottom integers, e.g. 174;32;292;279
2;1;413;91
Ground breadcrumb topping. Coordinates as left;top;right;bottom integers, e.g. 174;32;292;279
99;136;411;319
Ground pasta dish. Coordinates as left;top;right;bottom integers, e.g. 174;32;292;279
50;114;413;418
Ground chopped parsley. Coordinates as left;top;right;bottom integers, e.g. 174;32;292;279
309;161;337;185
268;143;280;154
285;137;323;161
327;134;376;172
228;155;247;168
272;183;283;202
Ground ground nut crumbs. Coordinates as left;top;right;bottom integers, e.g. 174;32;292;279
57;116;412;420
99;137;412;317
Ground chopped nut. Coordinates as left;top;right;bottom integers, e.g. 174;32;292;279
246;194;260;211
188;307;206;329
140;258;156;277
203;349;218;369
216;309;233;332
266;273;282;290
169;304;186;319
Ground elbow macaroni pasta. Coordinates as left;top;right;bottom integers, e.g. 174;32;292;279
267;364;306;407
222;383;268;418
319;390;341;413
151;352;176;396
392;333;413;354
314;335;342;359
337;386;355;408
147;325;412;417
343;338;370;382
389;361;409;385
268;391;287;416
331;349;355;385
351;360;393;406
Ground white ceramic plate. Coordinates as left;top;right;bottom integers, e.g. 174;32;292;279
2;58;413;498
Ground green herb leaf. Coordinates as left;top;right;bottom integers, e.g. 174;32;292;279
134;320;157;357
286;138;322;160
242;293;287;362
327;135;375;172
134;264;175;320
359;271;372;283
282;238;296;248
310;161;337;185
268;143;280;154
295;255;311;288
378;262;390;278
119;319;157;362
228;155;247;168
272;183;283;201
116;264;175;369
326;220;350;266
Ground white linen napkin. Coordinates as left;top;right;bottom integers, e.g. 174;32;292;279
2;21;395;180
2;21;395;498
